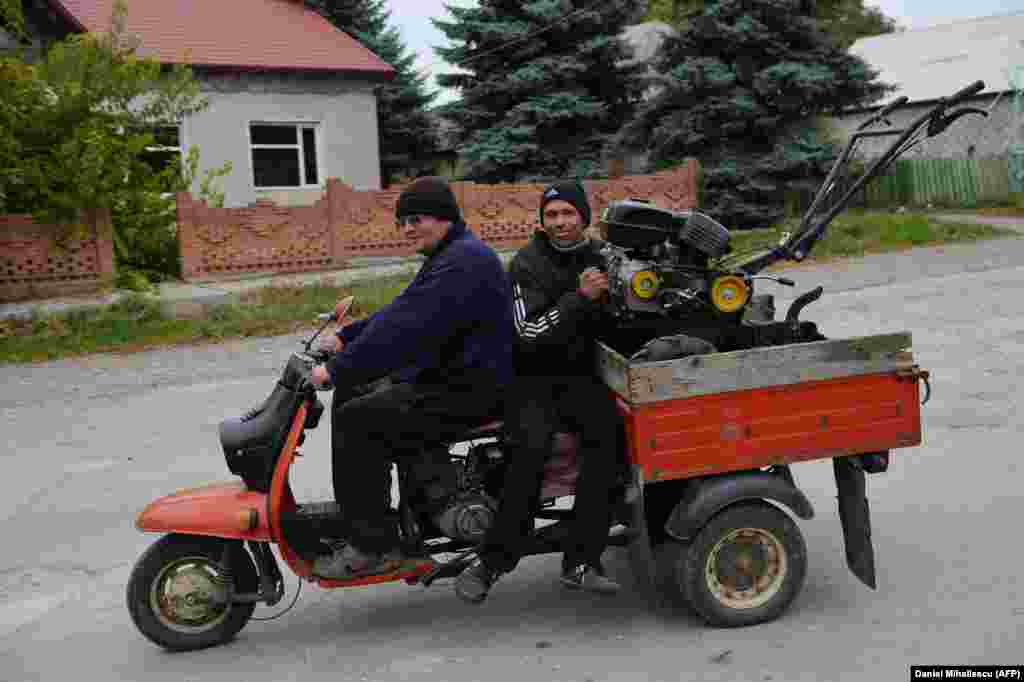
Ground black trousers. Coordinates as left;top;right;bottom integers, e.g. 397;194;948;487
330;381;503;554
480;374;625;573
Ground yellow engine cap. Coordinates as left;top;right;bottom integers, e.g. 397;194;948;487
711;275;750;313
630;271;660;300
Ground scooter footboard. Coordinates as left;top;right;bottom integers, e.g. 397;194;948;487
135;481;272;542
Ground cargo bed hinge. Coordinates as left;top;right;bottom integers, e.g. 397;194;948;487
896;365;931;405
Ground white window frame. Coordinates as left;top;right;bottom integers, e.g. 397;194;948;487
143;124;183;165
146;124;184;199
117;123;183;197
248;121;323;190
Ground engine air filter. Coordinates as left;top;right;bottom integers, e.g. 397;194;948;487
679;211;731;258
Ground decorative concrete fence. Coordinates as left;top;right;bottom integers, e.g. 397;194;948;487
176;160;700;282
0;210;115;303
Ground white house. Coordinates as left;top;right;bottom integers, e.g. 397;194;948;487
2;0;395;207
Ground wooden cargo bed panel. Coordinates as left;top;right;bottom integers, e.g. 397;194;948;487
598;333;915;404
618;372;921;481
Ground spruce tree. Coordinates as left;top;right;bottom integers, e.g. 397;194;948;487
814;0;898;49
306;0;438;185
645;0;897;48
433;0;646;182
304;0;383;43
616;0;890;228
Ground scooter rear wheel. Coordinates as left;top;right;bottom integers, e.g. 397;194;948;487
661;501;807;627
127;534;258;651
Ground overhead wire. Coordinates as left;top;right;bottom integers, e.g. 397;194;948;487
453;0;609;68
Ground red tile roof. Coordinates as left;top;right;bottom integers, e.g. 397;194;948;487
50;0;394;78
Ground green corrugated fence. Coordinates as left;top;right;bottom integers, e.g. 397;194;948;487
863;157;1010;207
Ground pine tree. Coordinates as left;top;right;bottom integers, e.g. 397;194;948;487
814;0;898;49
615;0;890;228
433;0;646;183
369;23;440;185
304;0;383;43
306;0;438;185
644;0;897;47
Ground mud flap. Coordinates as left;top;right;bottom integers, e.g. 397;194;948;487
833;456;877;589
625;465;659;604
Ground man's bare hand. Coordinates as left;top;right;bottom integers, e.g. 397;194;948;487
319;334;343;353
578;267;609;301
310;365;331;388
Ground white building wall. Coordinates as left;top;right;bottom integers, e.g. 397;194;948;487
184;70;382;207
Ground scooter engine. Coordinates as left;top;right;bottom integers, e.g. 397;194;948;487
431;493;497;543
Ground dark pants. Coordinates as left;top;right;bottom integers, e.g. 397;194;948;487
480;374;625;573
331;381;503;554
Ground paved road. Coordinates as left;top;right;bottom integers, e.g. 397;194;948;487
2;235;1023;681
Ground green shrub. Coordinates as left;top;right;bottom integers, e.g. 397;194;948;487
109;292;163;322
115;268;155;293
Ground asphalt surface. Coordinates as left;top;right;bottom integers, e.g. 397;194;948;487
1;233;1023;681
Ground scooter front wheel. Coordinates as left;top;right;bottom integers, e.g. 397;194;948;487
127;534;258;651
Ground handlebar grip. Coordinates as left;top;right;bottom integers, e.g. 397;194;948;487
945;80;985;106
876;95;909;119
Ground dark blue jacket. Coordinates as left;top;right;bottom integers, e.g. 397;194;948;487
327;220;514;391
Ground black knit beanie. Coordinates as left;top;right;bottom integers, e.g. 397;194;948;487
539;180;591;229
396;177;462;223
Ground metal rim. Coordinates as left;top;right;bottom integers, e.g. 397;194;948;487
149;555;233;634
704;526;787;610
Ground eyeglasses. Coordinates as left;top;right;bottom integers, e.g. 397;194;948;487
396;215;426;228
544;207;579;220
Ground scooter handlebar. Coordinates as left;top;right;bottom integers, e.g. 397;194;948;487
876;95;909;120
945;80;985;107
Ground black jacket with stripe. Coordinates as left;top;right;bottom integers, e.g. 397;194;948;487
509;232;609;377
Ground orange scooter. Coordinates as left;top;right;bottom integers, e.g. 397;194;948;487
128;273;929;654
127;296;594;651
127;80;975;652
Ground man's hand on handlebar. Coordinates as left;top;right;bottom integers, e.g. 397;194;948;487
320;334;344;354
310;365;332;389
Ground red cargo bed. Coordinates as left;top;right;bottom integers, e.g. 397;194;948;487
597;333;926;482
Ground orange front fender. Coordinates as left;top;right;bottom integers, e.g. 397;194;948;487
135;481;272;542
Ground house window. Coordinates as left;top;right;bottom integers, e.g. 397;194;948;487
250;123;320;188
140;125;183;175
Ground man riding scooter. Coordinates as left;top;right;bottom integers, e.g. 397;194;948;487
455;180;626;602
309;177;515;579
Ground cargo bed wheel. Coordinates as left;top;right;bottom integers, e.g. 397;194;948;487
661;501;807;627
127;534;258;651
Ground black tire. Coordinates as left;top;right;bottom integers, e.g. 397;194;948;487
662;501;807;628
127;534;259;651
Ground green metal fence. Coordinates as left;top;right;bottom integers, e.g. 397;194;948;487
863;157;1010;207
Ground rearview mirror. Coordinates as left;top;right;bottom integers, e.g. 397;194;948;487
335;296;355;323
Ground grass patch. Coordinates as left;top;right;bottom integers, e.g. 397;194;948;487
945;206;1024;218
1;211;1016;365
0;276;411;365
727;210;1016;268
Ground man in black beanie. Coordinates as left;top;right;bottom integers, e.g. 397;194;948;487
309;177;514;579
455;180;626;602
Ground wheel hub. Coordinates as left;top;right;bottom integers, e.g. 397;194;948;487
150;557;232;633
706;527;787;609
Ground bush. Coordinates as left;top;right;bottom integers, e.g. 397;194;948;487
115;268;155;293
109;292;163;322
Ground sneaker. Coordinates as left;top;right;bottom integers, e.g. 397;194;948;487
312;541;407;579
560;563;621;595
454;558;500;604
